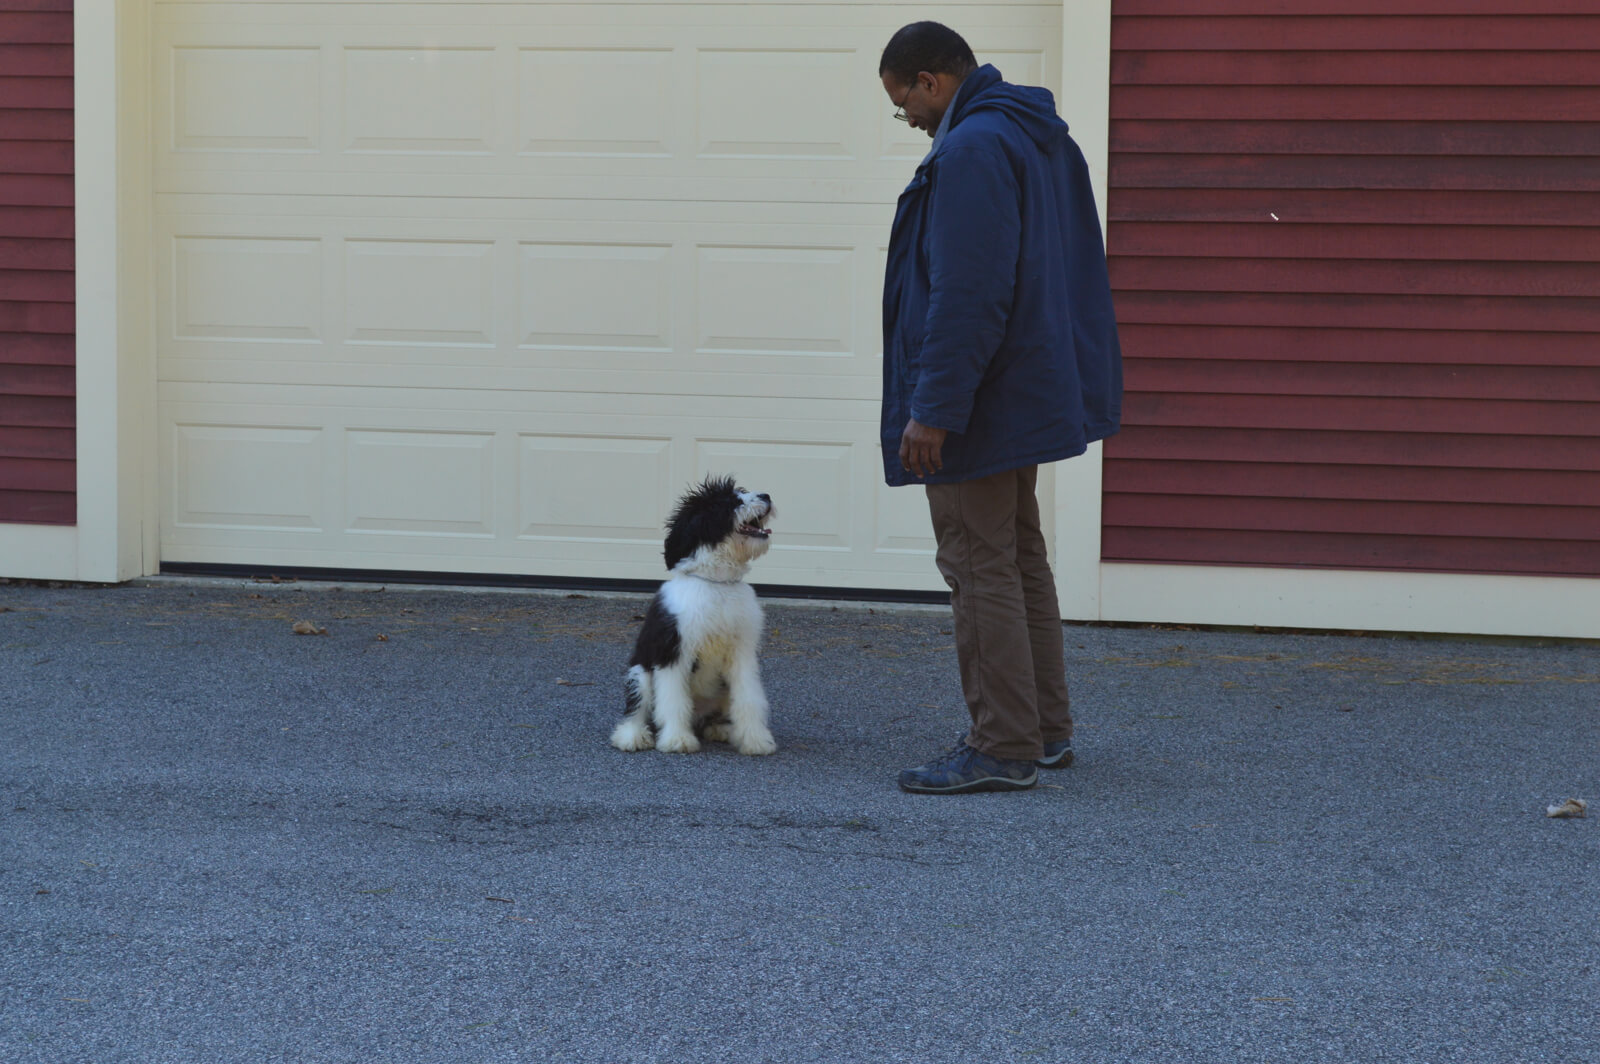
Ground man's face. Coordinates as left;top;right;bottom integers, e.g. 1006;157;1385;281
882;72;946;138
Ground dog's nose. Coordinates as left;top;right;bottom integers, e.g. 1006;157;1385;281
758;493;771;503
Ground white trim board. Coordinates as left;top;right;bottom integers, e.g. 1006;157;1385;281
57;0;157;583
0;525;79;581
72;0;122;582
1101;563;1600;640
1052;444;1103;620
1059;0;1112;237
1050;0;1113;618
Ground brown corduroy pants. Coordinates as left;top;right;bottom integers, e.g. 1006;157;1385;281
925;465;1073;761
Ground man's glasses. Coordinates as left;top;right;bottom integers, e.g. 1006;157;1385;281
892;78;920;122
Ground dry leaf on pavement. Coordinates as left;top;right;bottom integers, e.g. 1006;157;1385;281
1545;798;1588;819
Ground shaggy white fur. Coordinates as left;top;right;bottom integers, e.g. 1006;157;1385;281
610;477;777;756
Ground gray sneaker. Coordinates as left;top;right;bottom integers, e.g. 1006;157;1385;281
1037;737;1074;768
898;741;1037;795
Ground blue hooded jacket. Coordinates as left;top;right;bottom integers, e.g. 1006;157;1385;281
881;65;1122;486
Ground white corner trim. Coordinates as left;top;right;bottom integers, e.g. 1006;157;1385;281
63;0;156;583
1060;0;1113;235
1053;444;1104;621
1101;563;1600;640
72;0;122;582
1052;0;1113;619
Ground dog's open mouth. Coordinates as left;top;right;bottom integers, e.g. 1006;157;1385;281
739;517;771;539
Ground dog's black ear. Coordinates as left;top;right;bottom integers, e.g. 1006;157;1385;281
663;521;697;571
663;475;740;570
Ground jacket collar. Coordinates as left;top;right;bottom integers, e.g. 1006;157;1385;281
944;64;1003;134
915;64;1003;171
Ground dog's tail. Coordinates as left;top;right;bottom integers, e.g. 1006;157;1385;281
610;665;656;751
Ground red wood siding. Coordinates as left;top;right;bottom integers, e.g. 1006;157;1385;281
0;0;73;526
1103;0;1600;578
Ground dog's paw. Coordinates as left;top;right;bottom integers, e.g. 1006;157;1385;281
700;720;732;743
609;718;656;752
655;730;702;754
731;727;777;756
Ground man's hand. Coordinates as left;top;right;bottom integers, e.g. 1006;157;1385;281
899;418;948;479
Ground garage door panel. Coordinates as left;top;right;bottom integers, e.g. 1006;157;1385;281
160;386;941;587
154;7;1056;194
520;242;675;352
344;429;499;537
344;239;500;348
171;423;325;533
343;46;500;155
159;359;886;405
170;45;323;153
695;245;857;357
156;211;888;393
520;47;678;157
170;234;324;343
154;1;1061;587
518;434;675;543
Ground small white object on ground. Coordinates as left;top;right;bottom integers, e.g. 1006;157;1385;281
1545;798;1588;818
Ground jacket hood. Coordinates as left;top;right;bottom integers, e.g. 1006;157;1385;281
948;64;1070;152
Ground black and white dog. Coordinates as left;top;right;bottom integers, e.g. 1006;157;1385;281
610;476;777;755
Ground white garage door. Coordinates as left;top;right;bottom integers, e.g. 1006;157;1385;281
152;1;1062;590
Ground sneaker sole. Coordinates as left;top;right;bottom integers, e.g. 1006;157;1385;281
1035;750;1074;768
898;771;1038;795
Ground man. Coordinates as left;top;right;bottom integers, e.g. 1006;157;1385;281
878;22;1122;794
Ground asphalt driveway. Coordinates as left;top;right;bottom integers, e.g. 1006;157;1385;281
2;579;1596;1063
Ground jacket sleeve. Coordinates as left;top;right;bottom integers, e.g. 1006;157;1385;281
910;143;1020;435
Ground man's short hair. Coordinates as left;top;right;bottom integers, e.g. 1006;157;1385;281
879;22;977;85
